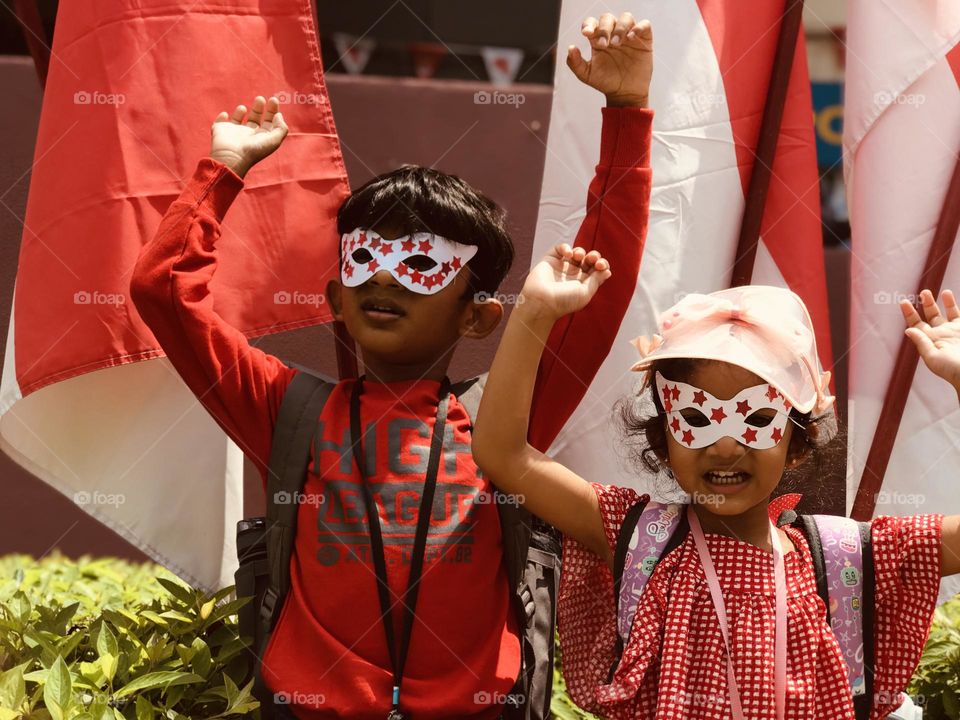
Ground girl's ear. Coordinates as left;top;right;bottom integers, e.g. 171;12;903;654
325;278;344;321
786;420;814;467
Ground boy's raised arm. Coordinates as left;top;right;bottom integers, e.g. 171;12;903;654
528;14;654;451
130;97;297;483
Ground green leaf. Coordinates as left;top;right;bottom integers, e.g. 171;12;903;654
155;578;195;607
43;656;73;720
99;653;118;684
0;663;27;710
10;592;31;623
96;623;119;659
0;709;21;720
190;639;212;678
199;599;215;621
113;671;204;700
135;695;154;720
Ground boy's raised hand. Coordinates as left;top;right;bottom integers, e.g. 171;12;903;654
567;13;653;107
209;95;288;178
901;289;960;396
520;244;612;320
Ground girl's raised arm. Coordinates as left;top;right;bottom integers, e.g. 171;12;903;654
472;244;614;564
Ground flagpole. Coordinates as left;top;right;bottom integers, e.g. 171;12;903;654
730;0;805;287
13;0;50;88
851;152;960;520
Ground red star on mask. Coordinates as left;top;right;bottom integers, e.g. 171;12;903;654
670;417;681;433
736;400;752;416
369;237;382;253
766;385;779;402
342;262;354;278
741;427;758;444
771;426;783;443
379;240;392;253
440;261;452;275
368;258;379;273
394;263;409;277
417;238;433;253
401;238;416;253
451;256;462;270
664;399;672;412
710;407;727;423
681;429;695;446
670;385;681;401
662;385;672;402
692;390;707;406
410;269;424;285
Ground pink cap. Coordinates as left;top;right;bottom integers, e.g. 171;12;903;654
630;285;834;416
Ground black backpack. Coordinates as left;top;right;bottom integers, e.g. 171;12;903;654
234;367;560;719
611;500;876;720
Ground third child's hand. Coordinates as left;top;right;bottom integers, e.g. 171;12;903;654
567;13;653;108
519;244;612;320
209;95;288;178
901;289;960;396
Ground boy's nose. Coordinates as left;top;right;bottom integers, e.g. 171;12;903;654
368;269;401;288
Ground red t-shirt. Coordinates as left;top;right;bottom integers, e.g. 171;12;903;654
130;107;653;719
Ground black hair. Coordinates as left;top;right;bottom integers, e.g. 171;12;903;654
615;357;846;504
336;165;515;295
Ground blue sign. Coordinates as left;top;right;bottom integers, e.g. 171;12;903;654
811;82;843;168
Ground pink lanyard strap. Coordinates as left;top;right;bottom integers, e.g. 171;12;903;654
687;505;787;720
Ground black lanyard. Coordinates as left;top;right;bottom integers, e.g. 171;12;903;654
349;377;450;720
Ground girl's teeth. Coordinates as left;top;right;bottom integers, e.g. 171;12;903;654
706;472;747;485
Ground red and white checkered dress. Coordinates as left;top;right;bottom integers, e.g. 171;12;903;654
558;484;943;719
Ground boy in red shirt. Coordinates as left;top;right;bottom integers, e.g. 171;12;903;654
131;12;654;720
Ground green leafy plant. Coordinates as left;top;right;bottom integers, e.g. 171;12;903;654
0;553;257;719
551;634;601;720
909;593;960;718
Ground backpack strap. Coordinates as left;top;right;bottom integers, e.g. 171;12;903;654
794;513;874;720
259;368;336;647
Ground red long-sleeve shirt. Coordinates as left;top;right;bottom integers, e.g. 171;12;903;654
130;107;653;719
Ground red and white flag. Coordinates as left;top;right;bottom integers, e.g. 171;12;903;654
332;32;376;75
481;47;524;87
0;0;348;591
844;3;960;600
534;1;833;491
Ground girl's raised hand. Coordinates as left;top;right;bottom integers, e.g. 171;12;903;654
901;289;960;394
566;13;653;107
209;95;288;178
520;244;611;320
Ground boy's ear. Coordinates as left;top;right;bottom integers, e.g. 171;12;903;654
460;295;503;339
325;278;344;321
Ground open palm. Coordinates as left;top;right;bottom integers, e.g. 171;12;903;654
901;289;960;390
210;95;288;175
522;244;612;318
566;14;653;106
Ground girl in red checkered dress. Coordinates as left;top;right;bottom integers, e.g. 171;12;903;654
474;236;960;719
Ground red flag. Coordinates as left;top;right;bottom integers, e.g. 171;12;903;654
533;0;833;491
0;0;348;590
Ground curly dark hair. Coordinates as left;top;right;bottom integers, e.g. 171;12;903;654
615;357;845;503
